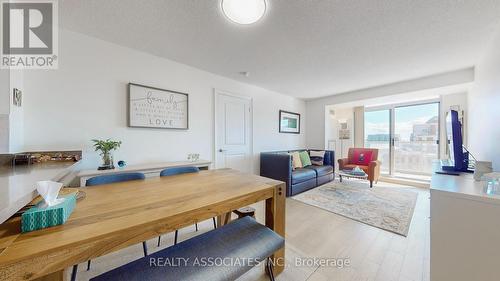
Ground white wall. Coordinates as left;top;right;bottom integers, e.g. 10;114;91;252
0;70;9;152
22;29;306;173
0;70;9;115
0;69;24;153
469;29;500;171
306;68;474;149
8;70;24;153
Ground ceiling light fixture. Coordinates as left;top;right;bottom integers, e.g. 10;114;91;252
221;0;267;25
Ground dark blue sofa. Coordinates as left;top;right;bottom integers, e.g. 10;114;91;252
260;149;335;197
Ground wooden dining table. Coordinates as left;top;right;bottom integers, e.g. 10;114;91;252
0;168;286;281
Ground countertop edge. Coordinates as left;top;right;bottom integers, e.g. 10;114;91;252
0;161;81;224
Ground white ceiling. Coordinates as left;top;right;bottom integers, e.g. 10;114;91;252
59;0;500;99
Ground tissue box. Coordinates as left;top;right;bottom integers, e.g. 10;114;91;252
21;193;77;233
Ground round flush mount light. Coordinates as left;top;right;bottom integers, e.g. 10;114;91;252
221;0;267;25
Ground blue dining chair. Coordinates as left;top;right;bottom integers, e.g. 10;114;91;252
157;166;217;247
159;166;200;177
71;172;146;281
85;172;146;186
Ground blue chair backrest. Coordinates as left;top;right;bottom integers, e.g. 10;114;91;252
160;166;199;177
86;172;146;186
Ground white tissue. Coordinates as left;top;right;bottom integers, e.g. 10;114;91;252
353;166;364;173
36;181;65;207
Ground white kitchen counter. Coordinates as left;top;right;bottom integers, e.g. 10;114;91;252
430;172;500;205
0;162;79;224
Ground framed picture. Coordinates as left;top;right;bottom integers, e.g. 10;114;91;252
13;88;22;107
338;121;350;139
279;110;301;134
128;83;189;129
339;129;351;139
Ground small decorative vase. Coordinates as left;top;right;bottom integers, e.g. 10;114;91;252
98;152;115;170
485;179;500;195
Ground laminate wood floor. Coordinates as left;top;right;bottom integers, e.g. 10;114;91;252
70;181;430;281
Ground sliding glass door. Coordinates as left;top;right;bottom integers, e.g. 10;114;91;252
364;110;391;174
394;103;439;175
365;101;439;178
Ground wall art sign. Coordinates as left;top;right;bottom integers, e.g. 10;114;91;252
279;110;300;134
128;83;189;129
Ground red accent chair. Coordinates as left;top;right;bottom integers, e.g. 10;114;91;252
338;148;381;187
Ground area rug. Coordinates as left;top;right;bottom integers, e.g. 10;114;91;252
292;180;418;236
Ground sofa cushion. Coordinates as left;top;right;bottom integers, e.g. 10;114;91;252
290;152;303;169
305;165;334;177
290;178;317;196
299;151;312;166
291;168;316;184
309;150;325;165
317;173;334;186
351;149;374;166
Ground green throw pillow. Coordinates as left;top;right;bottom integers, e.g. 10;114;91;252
299;151;312;167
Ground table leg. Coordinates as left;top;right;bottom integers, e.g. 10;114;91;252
266;183;286;275
339;174;343;182
216;212;232;227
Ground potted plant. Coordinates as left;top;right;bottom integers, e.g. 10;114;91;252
91;139;122;170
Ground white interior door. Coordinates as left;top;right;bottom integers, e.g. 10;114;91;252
215;91;252;173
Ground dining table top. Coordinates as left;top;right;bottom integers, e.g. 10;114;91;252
0;168;286;280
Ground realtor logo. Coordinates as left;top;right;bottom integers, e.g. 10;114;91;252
1;0;58;69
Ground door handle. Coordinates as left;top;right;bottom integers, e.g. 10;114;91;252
219;149;226;152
